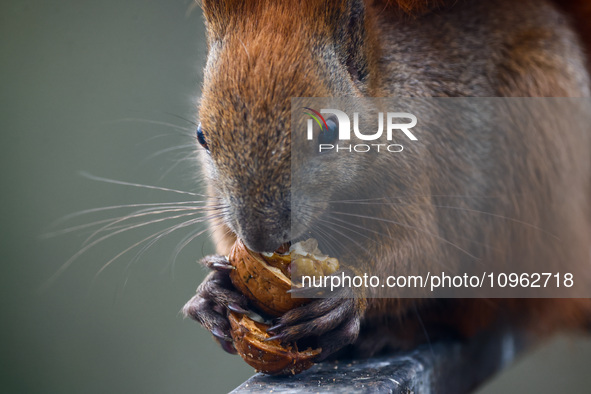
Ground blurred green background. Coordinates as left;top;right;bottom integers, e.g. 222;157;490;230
1;1;590;393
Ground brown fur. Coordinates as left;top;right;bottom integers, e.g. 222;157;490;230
192;0;591;359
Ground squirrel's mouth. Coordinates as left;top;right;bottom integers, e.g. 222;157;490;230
274;242;291;255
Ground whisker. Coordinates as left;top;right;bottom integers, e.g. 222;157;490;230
323;198;556;240
295;207;352;259
312;194;509;204
159;111;199;127
158;150;201;181
314;220;374;259
124;212;227;291
327;213;503;256
45;205;216;239
211;224;236;254
116;212;224;277
46;200;209;230
41;211;204;291
137;132;187;145
81;206;216;246
315;216;377;246
94;216;213;279
310;221;358;260
104;118;194;134
332;210;479;261
79;171;207;197
43;217;125;238
142;144;197;162
323;215;456;271
430;204;558;240
166;226;212;277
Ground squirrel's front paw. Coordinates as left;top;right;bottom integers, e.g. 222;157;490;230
182;255;249;355
266;289;365;361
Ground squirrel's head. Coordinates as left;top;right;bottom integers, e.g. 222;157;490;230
197;0;375;252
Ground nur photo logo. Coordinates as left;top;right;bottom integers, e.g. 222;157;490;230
303;107;418;153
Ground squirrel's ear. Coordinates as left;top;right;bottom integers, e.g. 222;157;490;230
335;0;449;86
333;0;372;85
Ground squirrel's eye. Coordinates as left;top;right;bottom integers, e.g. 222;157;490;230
197;123;209;152
318;116;339;146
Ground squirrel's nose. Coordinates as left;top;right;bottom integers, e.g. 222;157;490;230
236;214;290;253
234;198;291;253
241;234;284;254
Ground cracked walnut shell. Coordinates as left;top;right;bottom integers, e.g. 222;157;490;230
228;312;321;376
227;238;339;375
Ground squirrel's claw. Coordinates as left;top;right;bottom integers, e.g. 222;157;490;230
200;254;235;271
182;255;249;354
267;293;364;360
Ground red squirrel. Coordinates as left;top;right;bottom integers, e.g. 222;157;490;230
183;0;591;360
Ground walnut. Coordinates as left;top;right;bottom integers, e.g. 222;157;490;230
229;239;306;316
227;238;339;375
228;312;321;376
